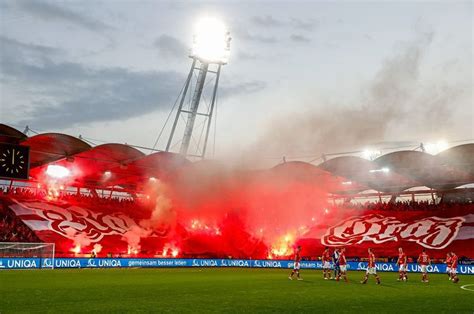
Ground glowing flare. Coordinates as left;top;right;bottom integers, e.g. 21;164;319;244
425;140;449;154
171;249;179;257
72;245;81;254
270;233;295;257
362;149;381;160
127;246;139;255
46;165;70;178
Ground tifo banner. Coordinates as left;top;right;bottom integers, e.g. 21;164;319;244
301;210;474;258
0;258;473;274
9;199;136;242
5;198;474;258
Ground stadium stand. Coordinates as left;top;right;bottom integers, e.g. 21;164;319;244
0;124;473;260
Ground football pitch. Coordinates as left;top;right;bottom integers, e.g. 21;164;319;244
0;268;472;313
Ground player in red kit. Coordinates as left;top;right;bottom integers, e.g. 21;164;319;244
445;252;452;280
396;247;408;281
336;247;348;282
289;246;303;281
321;247;332;280
450;251;460;283
417;249;431;283
361;248;381;284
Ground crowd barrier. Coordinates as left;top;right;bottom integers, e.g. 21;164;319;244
0;258;473;274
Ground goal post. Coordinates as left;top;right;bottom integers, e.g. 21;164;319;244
0;242;55;269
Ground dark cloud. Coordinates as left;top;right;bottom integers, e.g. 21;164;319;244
220;81;266;97
1;37;265;128
250;15;318;31
236;29;278;44
16;0;113;32
290;34;311;43
153;35;188;60
0;36;63;58
251;15;284;27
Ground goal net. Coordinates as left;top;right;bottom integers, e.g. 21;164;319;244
0;242;55;269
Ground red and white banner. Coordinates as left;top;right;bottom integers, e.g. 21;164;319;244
5;198;474;258
300;210;474;258
7;199;137;254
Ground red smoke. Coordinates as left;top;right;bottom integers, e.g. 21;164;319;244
137;161;331;259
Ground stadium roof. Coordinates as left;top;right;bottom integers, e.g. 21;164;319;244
1;124;473;194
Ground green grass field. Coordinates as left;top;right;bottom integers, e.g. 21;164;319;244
0;268;472;313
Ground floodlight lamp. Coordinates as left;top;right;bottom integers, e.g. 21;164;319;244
425;140;449;155
362;149;381;160
191;17;231;64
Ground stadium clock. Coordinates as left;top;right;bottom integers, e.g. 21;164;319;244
0;143;30;180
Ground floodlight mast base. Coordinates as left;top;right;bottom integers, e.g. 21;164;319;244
165;56;223;159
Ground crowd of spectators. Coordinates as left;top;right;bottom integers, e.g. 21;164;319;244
0;204;40;242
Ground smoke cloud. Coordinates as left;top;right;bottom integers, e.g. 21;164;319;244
246;31;471;162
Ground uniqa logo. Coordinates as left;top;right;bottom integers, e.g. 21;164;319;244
375;264;394;271
192;259;218;267
87;259;97;267
8;259;37;268
98;259;121;267
459;266;474;274
220;260;249;267
52;259;81;268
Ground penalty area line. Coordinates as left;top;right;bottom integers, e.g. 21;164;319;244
460;284;474;292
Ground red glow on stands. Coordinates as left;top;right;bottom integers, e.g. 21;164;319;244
72;245;81;254
5;157;472;260
270;233;295;257
162;243;180;258
46;165;70;178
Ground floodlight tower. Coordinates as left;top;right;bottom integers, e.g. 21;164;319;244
166;17;231;158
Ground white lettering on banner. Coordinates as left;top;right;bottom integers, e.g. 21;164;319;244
322;214;465;249
98;259;121;267
263;261;282;268
1;258;473;274
376;264;394;272
407;264;440;273
459;266;474;274
220;260;249;267
192;259;218;267
253;260;282;268
7;259;37;268
55;259;81;268
300;262;317;269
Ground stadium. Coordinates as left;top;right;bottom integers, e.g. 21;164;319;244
1;1;473;313
1;124;473;312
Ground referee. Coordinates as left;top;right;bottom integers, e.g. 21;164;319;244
332;248;340;280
